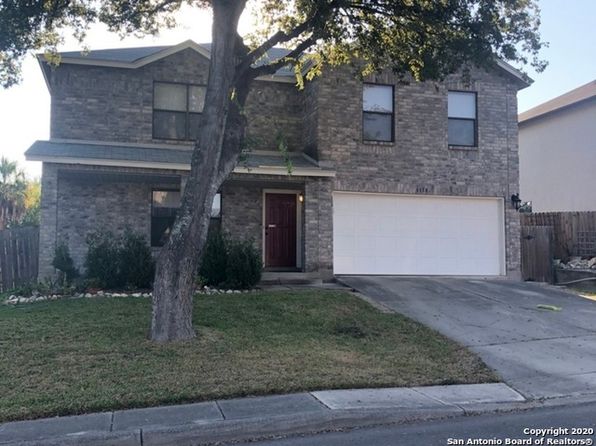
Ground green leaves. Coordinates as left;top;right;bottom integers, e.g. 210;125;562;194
1;0;546;91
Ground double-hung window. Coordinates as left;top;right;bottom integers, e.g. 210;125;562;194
151;190;222;247
363;84;394;142
153;82;206;140
448;91;477;147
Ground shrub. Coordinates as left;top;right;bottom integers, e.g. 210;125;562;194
52;242;78;284
225;239;262;289
85;229;154;289
199;230;228;286
198;232;262;289
118;229;154;289
85;230;120;288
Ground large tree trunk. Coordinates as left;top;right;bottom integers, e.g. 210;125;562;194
150;0;249;342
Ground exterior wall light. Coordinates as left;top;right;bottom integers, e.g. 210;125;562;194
511;193;522;210
299;194;304;203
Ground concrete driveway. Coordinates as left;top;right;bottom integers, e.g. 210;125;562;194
340;276;596;400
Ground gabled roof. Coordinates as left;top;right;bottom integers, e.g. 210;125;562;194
57;45;171;63
38;39;295;78
519;80;596;124
40;39;530;87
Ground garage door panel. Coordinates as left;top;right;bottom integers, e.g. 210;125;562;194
356;215;378;233
417;237;439;258
333;193;504;276
334;256;355;273
396;237;418;257
334;235;355;256
373;237;398;257
438;237;459;256
334;216;355;236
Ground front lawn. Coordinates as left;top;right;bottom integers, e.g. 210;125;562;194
0;290;496;422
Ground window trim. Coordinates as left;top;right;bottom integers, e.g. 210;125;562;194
447;90;478;148
362;83;395;143
152;81;207;141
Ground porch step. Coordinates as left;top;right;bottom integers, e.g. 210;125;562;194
260;272;323;286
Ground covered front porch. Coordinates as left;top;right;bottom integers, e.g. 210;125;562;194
28;140;335;279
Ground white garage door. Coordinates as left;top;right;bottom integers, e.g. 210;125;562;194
333;192;505;276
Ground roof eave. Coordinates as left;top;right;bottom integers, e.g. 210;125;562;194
495;59;533;89
36;54;53;93
25;153;335;177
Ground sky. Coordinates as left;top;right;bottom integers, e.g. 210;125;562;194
0;0;595;178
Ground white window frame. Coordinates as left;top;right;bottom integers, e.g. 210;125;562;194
362;83;395;142
448;90;477;147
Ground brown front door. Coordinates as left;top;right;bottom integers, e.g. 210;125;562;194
265;193;297;268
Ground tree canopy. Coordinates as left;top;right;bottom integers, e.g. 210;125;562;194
0;157;40;229
1;0;546;89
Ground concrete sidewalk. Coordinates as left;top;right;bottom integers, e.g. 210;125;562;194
0;383;527;446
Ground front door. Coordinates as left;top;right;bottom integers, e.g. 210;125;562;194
265;193;297;268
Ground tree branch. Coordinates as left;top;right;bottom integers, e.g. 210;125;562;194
248;35;318;79
243;19;311;67
237;0;343;75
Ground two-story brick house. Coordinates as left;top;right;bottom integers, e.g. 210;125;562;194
26;40;527;280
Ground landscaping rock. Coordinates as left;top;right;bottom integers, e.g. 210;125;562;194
559;256;596;270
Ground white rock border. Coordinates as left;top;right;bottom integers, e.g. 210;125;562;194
3;286;257;305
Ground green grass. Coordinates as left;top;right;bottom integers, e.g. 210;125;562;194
0;290;497;422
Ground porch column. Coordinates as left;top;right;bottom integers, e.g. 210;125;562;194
304;178;333;279
38;163;59;280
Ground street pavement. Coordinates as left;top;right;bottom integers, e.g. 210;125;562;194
245;401;596;446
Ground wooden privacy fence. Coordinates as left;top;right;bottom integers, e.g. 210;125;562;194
521;226;554;283
0;226;39;292
521;212;596;261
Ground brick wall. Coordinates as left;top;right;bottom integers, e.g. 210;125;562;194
220;174;334;273
41;51;523;277
310;65;522;275
48;49;303;151
38;163;183;277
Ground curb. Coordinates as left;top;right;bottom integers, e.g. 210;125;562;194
6;394;596;446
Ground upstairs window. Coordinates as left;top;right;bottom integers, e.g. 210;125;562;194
363;84;394;142
151;190;221;247
153;82;206;141
448;91;477;147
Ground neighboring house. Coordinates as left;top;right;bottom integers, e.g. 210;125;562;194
519;80;596;212
26;40;528;280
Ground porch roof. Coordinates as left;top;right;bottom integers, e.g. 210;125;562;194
25;140;335;177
